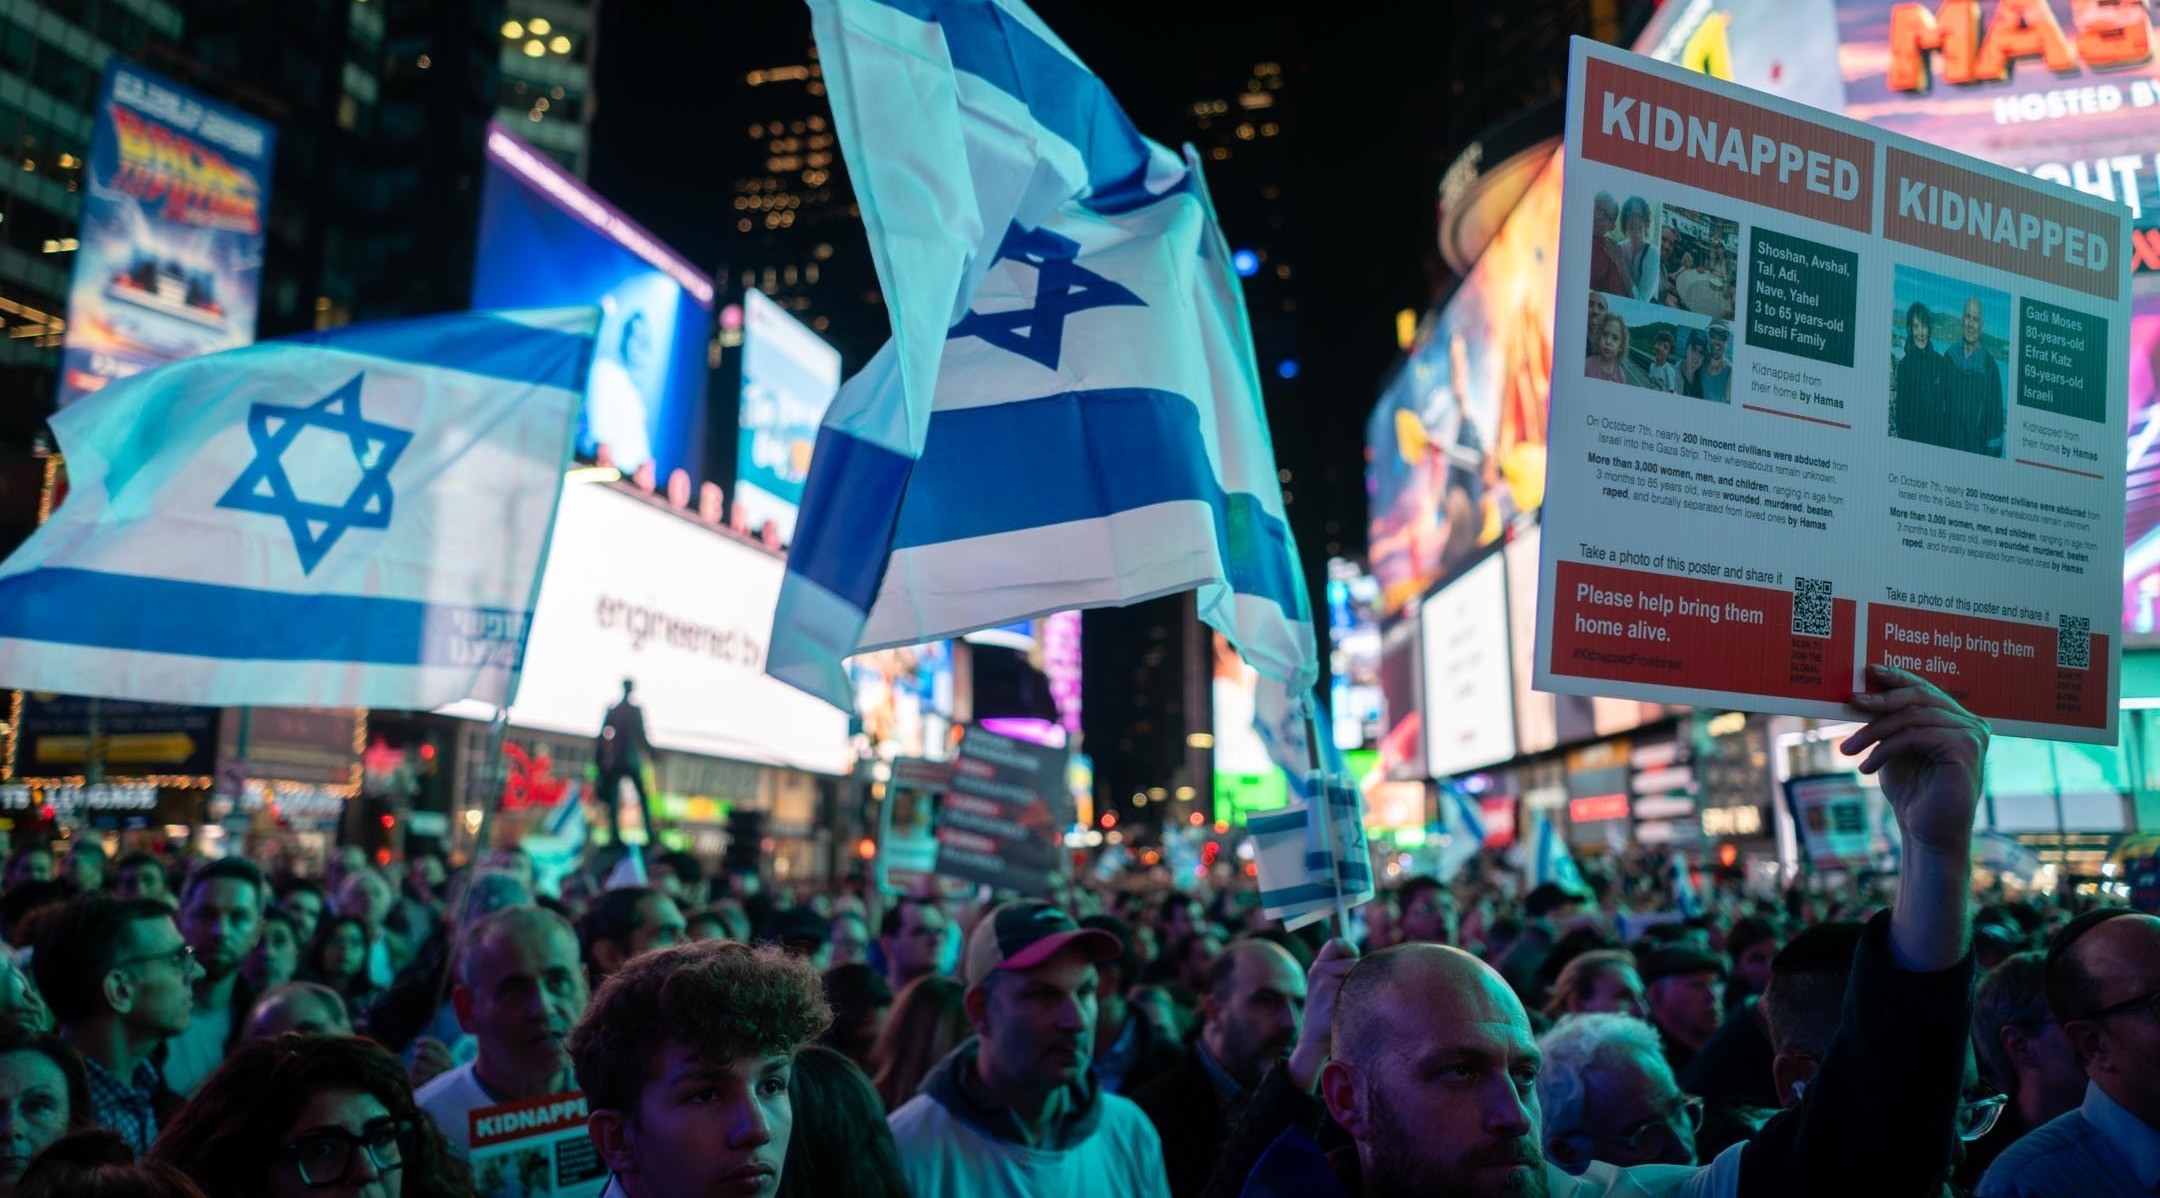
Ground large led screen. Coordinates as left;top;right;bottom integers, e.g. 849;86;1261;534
735;289;840;546
1367;158;1557;617
444;482;850;775
474;121;712;486
1420;552;1516;778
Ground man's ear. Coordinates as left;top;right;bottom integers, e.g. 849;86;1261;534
1319;1059;1369;1140
588;1110;636;1176
2063;1020;2105;1075
1770;1052;1815;1110
2000;1024;2038;1071
963;981;992;1038
102;970;133;1018
451;984;477;1035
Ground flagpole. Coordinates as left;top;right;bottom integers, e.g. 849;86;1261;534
430;705;513;1022
1300;696;1351;936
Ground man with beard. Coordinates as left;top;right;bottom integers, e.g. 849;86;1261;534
418;905;592;1159
889;899;1169;1196
1229;665;1987;1198
1135;940;1308;1197
160;859;266;1096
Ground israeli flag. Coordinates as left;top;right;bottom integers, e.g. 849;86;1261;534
1671;850;1703;918
0;308;598;709
1437;781;1488;882
1530;810;1586;893
768;0;1315;707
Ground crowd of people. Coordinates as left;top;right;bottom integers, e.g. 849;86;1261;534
0;671;2142;1195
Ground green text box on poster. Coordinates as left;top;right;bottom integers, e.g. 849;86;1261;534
1747;227;1858;368
2017;297;2109;424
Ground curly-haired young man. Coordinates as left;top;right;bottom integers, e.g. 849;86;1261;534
571;937;831;1197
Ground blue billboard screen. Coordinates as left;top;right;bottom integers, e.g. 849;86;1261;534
473;121;712;485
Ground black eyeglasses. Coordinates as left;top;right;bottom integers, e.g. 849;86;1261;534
110;944;193;971
281;1116;412;1188
2076;984;2160;1025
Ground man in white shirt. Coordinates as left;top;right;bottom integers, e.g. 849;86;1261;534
888;899;1172;1198
416;905;590;1157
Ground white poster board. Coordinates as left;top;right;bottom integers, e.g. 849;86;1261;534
1537;39;2129;743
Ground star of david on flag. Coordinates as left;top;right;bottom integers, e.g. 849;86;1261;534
215;374;413;573
0;307;599;709
769;0;1318;726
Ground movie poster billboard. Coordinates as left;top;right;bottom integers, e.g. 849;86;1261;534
734;289;841;547
1367;159;1557;617
58;61;275;406
1538;39;2128;743
474;121;712;488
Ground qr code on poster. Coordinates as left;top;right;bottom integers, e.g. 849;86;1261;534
2058;615;2090;670
1792;577;1832;638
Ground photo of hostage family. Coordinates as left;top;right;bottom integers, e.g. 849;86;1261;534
1889;263;2009;459
1584;191;1740;403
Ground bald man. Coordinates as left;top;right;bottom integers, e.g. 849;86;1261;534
1979;910;2160;1197
1134;939;1308;1197
244;982;352;1041
1227;665;1989;1198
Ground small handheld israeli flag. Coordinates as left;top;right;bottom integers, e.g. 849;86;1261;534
0;308;598;709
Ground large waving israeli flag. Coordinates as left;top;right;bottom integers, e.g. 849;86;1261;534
768;0;1315;706
0;308;598;709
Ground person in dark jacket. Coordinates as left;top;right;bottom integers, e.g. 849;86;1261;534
1893;301;1955;450
1221;664;1989;1198
1944;296;2006;457
1082;914;1183;1096
1135;940;1307;1198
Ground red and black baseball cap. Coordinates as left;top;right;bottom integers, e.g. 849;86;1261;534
963;899;1121;987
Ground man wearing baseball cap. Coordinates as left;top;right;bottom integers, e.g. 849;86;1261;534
888;899;1172;1197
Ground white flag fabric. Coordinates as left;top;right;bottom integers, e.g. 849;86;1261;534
767;0;1315;708
0;308;597;709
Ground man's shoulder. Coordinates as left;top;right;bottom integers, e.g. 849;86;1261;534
1977;1109;2097;1195
1128;1046;1207;1111
887;1091;952;1141
1098;1089;1165;1143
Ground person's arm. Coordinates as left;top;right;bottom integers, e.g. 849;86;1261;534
1201;939;1357;1198
1739;664;1983;1196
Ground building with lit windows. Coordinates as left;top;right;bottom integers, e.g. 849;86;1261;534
718;39;882;368
496;0;590;175
0;0;181;431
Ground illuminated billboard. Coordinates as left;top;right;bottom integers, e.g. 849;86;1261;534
443;482;850;775
734;289;840;546
60;61;276;406
1368;154;1555;616
1327;559;1383;751
848;642;955;761
1420;552;1516;778
1213;629;1286;817
474;121;712;486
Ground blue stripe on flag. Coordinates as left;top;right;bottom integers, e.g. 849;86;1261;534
1246;809;1309;837
281;311;592;392
868;0;1157;211
893;388;1303;616
1259;883;1341;908
0;567;524;667
784;424;916;613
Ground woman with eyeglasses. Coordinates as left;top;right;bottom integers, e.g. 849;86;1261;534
147;1034;475;1198
0;1019;91;1193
